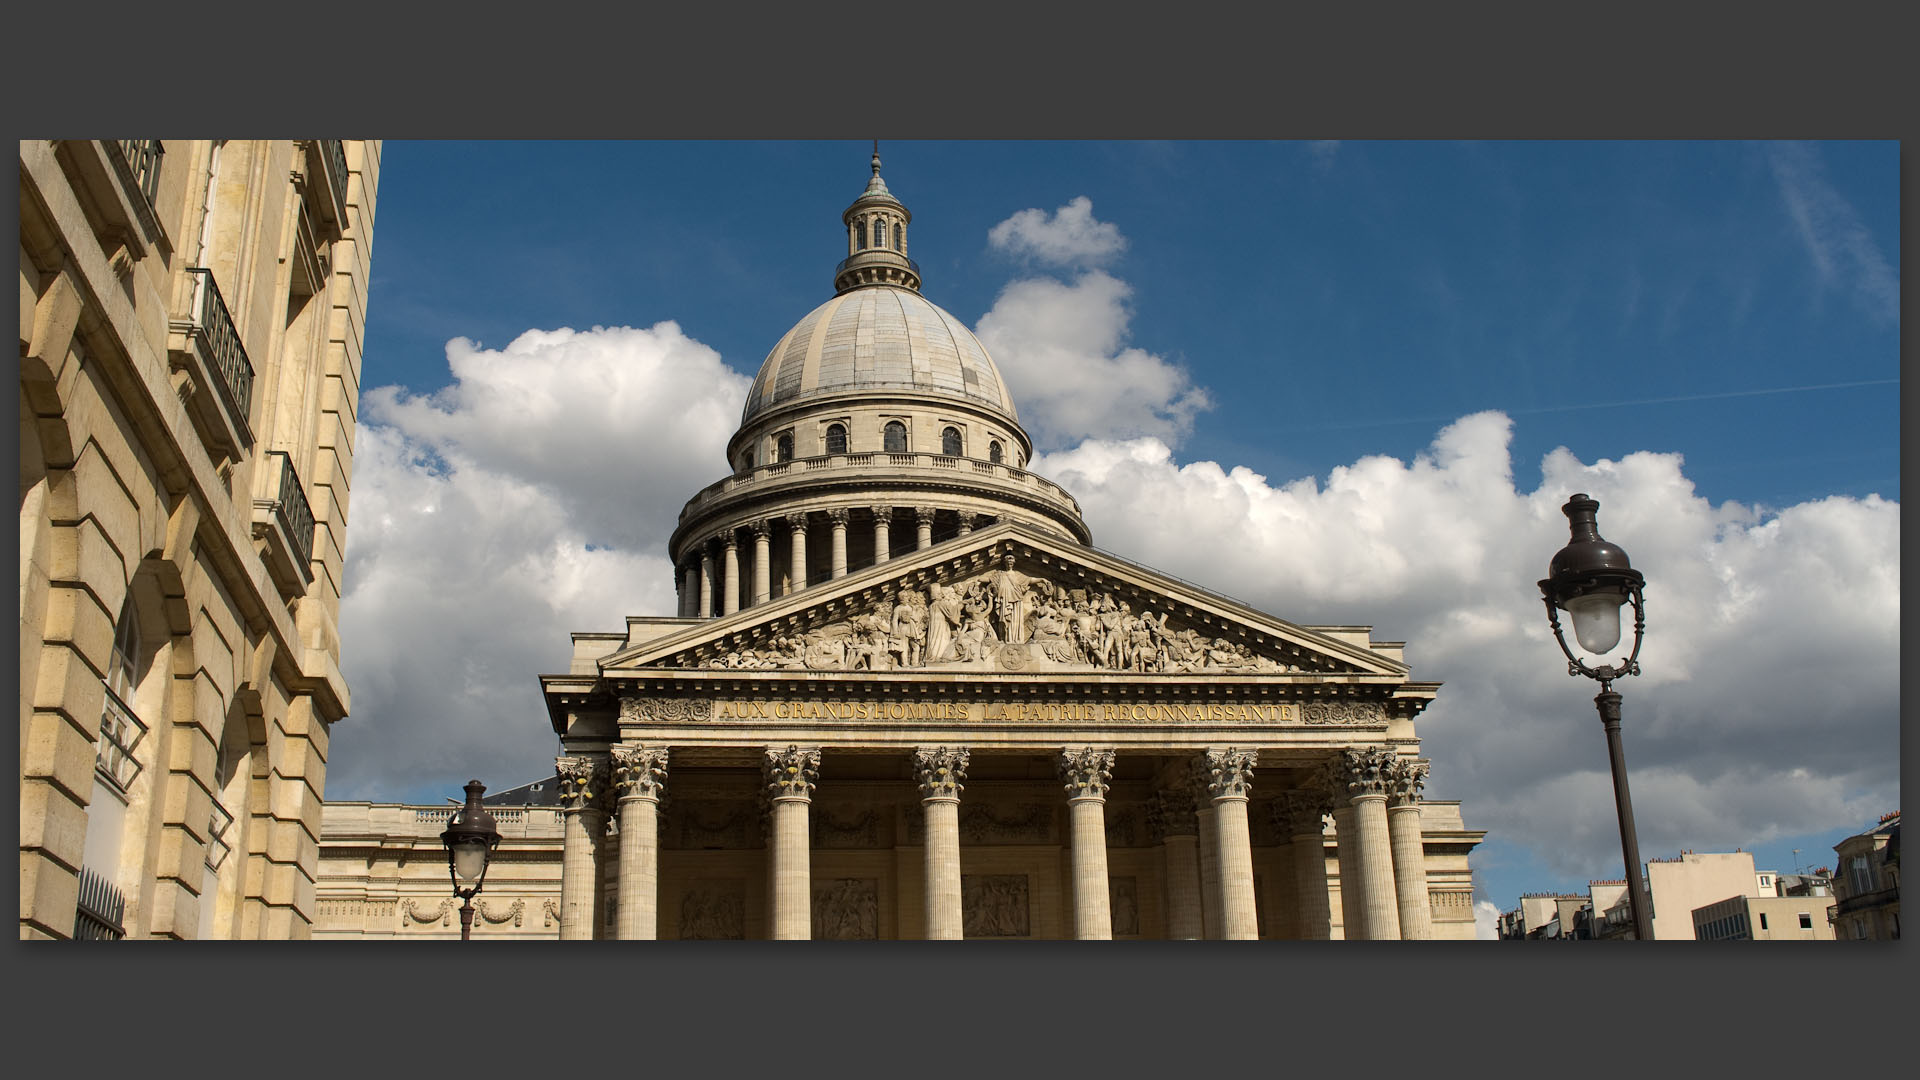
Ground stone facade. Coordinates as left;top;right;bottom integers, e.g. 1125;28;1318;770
1829;812;1899;941
524;152;1484;941
20;139;378;939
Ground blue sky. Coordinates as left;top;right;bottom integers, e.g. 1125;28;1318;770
338;140;1899;933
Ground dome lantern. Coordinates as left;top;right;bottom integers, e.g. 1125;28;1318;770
835;142;920;294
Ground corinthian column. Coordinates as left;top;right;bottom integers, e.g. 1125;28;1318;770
751;520;772;606
1387;758;1434;940
914;505;936;550
698;547;715;618
1192;772;1222;938
556;754;610;941
763;746;820;940
827;509;849;579
611;746;668;940
1337;747;1402;940
1202;748;1260;939
721;532;740;615
786;512;810;594
1058;747;1117;940
675;563;689;617
871;505;893;564
955;512;976;537
915;747;969;940
1281;781;1336;940
1148;770;1203;941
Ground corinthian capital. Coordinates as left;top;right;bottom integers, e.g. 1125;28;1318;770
1337;747;1396;800
826;508;851;527
1278;789;1331;837
764;745;821;800
785;511;810;532
1387;758;1430;807
914;746;969;800
1201;748;1257;801
914;505;937;526
556;753;611;812
750;518;773;540
870;504;894;520
612;746;669;802
1058;747;1116;799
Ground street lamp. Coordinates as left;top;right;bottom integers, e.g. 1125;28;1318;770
1539;493;1655;941
440;779;502;941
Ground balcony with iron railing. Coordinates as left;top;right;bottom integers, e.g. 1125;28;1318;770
676;451;1085;538
114;140;164;210
304;140;350;239
169;268;255;460
74;866;127;941
96;682;148;796
252;451;316;596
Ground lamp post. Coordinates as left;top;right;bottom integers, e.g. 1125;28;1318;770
1539;493;1655;941
440;779;502;941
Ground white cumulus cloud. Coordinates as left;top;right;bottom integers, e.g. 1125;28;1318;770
330;324;749;798
987;195;1127;268
1036;412;1899;885
975;270;1213;449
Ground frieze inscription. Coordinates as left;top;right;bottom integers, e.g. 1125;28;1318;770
696;699;1384;725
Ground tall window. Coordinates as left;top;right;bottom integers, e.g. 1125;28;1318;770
988;440;1003;464
941;427;961;457
743;450;753;470
893;224;903;252
776;433;794;463
825;423;847;455
856;220;866;250
873;220;886;249
98;600;147;795
1850;855;1874;895
883;421;907;453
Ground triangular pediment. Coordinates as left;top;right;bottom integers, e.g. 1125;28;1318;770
599;524;1409;680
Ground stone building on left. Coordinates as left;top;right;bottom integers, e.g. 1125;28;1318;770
19;139;379;939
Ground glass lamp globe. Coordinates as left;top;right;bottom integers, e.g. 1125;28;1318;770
1566;591;1625;655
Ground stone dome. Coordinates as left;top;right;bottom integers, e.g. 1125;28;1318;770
739;285;1021;428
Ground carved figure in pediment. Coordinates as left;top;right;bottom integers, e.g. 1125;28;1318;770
889;588;926;668
1129;610;1159;672
988;554;1034;644
926;583;962;663
955;596;995;662
1094;594;1125;668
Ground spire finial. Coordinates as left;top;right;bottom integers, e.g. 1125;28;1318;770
872;139;882;177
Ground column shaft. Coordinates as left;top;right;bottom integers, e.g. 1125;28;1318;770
559;807;606;941
769;797;811;939
914;508;934;551
873;511;891;564
1162;834;1203;940
1291;828;1334;940
1352;795;1402;940
615;796;659;940
722;536;740;615
923;798;963;939
788;521;808;594
752;527;771;606
830;518;848;578
698;551;714;618
1197;804;1222;939
1212;797;1259;939
1333;805;1361;938
1388;803;1432;939
1068;796;1113;939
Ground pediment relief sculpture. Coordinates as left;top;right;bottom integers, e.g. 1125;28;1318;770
660;554;1349;676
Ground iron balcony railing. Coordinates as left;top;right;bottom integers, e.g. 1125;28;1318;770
206;801;236;872
74;866;127;941
184;268;256;445
261;451;317;572
317;140;349;226
96;682;148;796
114;140;164;210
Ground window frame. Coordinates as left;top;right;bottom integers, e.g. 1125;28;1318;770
883;420;908;454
